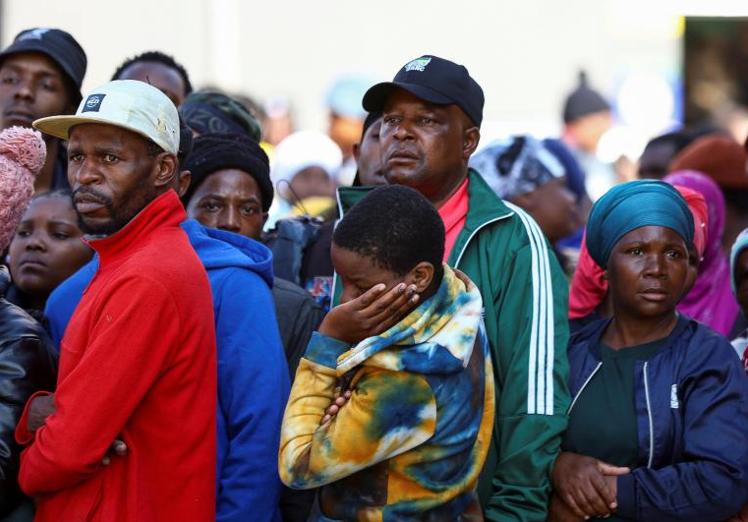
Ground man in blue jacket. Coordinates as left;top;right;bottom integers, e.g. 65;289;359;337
43;120;289;522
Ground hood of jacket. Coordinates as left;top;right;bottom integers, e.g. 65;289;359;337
180;219;274;288
335;265;483;376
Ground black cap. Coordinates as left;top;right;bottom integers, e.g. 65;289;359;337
362;55;484;127
0;28;87;104
183;133;273;211
562;71;610;124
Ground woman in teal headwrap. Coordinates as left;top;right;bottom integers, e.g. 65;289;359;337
550;181;748;522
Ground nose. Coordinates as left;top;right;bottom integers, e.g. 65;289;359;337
13;79;34;102
69;159;102;188
24;231;46;252
217;207;241;233
644;252;667;278
391;120;414;142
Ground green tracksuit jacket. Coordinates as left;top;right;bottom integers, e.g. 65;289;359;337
334;169;570;521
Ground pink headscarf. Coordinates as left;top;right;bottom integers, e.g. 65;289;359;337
664;170;740;335
569;182;710;321
0;126;46;251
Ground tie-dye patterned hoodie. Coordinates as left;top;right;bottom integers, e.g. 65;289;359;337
279;266;494;521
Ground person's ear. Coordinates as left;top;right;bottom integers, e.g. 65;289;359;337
602;269;609;280
408;261;435;293
262;212;269;226
153;153;179;188
463;126;480;161
177;170;192;198
352;142;361;164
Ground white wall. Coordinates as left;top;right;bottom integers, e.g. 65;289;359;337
2;0;742;137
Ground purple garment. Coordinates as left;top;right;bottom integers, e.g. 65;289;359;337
664;170;739;335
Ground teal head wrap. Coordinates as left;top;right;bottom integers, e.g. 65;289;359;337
585;180;694;268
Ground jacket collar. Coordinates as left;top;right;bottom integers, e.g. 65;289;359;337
87;190;186;265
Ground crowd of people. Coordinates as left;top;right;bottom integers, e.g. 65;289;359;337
0;25;748;522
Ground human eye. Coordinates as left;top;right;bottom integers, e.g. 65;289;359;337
69;152;83;162
382;114;400;126
419;115;436;125
666;248;684;259
627;247;643;256
200;200;221;212
241;205;259;216
103;153;119;164
15;228;31;238
42;78;59;92
0;71;18;85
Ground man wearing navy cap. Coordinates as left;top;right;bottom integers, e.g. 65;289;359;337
335;55;571;521
0;28;87;193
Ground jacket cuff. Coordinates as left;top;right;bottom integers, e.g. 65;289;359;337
303;332;350;369
15;390;53;445
615;473;636;519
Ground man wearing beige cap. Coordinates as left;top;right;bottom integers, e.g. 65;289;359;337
14;80;217;521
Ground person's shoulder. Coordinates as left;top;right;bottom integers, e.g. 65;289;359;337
0;298;47;343
675;317;741;369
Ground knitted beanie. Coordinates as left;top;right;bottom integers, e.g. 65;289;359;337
183;132;272;210
562;71;611;124
0;126;46;251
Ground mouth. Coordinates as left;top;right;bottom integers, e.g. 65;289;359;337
74;195;108;215
18;257;47;271
386;150;420;165
639;288;669;302
3;108;35;126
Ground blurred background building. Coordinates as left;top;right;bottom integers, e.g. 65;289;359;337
1;0;748;162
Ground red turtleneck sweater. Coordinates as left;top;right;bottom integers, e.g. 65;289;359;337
17;190;217;521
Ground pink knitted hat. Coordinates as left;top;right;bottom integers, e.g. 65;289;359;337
0;126;46;251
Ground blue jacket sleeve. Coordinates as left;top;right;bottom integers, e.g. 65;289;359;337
616;335;748;521
213;268;290;522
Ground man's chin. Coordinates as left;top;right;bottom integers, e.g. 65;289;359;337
383;168;422;188
78;215;125;237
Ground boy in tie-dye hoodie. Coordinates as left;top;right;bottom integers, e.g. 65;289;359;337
279;186;494;521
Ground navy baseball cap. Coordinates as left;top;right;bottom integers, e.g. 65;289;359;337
362;55;484;127
0;28;87;104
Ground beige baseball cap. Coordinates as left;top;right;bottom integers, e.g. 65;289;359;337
33;79;179;154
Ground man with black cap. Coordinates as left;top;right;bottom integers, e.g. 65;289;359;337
333;55;571;521
561;71;615;200
0;28;87;193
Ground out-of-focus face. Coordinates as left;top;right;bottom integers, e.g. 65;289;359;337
380;89;477;204
117;61;187;107
353;118;385;187
186;168;266;240
606;225;689;320
0;52;72;129
9;196;93;304
735;249;748;315
328;112;363;159
515;177;579;243
287;166;336;202
566;110;612;154
66;123;172;236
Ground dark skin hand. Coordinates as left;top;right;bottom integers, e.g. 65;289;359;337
552;451;629;519
27;393;127;465
548;494;585;522
318;282;419;345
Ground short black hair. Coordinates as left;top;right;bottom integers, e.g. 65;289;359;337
111;51;193;95
32;188;73;202
333;185;445;277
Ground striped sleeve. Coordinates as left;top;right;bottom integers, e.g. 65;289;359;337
481;202;570;522
504;202;556;415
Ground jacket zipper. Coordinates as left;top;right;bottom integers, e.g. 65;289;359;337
453;212;513;268
567;362;602;414
643;362;655;468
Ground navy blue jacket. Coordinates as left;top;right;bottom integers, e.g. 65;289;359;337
44;219;289;522
567;316;748;521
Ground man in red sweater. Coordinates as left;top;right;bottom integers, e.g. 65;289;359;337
15;80;217;521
